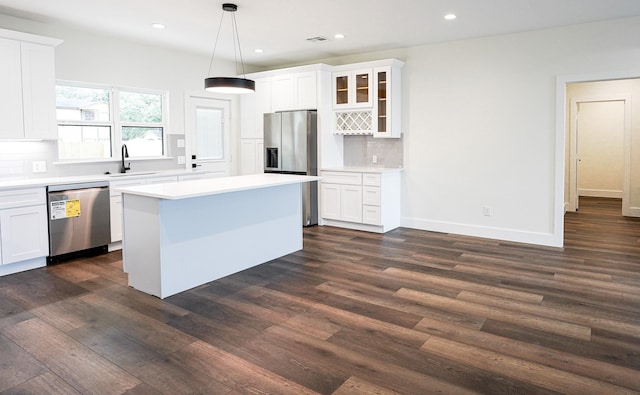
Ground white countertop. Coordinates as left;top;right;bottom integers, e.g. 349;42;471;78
321;166;403;173
0;169;212;191
118;173;320;200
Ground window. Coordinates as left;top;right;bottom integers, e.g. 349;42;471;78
56;83;167;161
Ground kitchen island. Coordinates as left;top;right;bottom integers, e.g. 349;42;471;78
118;173;319;298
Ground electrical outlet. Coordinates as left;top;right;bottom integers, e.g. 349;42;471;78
178;156;185;165
372;155;377;164
483;206;492;216
177;139;185;148
32;161;47;173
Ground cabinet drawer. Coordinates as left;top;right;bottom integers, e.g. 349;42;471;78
0;188;46;209
321;171;362;185
362;173;381;186
362;186;380;206
362;205;381;225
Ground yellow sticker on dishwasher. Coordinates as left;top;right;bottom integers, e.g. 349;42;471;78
66;199;81;217
50;199;81;220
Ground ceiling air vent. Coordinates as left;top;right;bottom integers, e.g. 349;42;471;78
306;36;328;43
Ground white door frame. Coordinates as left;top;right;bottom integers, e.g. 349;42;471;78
567;94;631;212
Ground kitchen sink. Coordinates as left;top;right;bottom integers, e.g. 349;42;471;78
106;171;157;177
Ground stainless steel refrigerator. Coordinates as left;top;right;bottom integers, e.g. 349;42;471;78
264;110;318;226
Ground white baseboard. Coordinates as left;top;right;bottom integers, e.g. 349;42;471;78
578;189;622;198
400;217;562;247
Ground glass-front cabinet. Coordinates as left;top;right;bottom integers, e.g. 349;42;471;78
331;59;403;138
372;64;402;138
375;68;388;133
332;69;372;109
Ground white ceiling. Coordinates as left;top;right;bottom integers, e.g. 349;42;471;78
1;0;640;68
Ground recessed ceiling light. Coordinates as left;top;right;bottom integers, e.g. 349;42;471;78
334;33;345;39
151;23;165;29
444;14;456;20
254;48;263;53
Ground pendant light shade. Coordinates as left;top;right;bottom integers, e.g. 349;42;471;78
205;3;255;94
205;76;255;94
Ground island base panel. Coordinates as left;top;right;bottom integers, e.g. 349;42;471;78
123;183;303;298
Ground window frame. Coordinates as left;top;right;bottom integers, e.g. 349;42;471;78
56;80;169;162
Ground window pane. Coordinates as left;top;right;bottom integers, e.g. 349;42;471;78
196;107;223;160
58;125;111;159
56;86;110;121
122;127;163;157
120;91;162;123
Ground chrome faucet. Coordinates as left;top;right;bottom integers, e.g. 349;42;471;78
120;144;130;173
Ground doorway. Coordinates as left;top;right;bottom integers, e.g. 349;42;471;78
564;79;638;218
186;95;232;176
568;95;628;212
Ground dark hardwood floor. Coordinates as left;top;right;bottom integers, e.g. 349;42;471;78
1;196;639;394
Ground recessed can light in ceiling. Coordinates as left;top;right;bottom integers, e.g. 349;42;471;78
254;48;263;53
444;14;456;20
334;33;345;39
151;23;165;29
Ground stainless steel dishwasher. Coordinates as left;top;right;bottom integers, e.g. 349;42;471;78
47;182;111;263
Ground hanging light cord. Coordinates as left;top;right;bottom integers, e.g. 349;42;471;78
207;10;225;77
231;11;247;78
206;6;247;78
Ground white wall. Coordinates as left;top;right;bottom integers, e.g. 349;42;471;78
399;17;640;246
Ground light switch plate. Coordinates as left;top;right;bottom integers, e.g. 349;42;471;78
177;139;185;148
32;161;47;173
178;156;185;164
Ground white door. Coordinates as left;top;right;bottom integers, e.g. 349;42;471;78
187;96;231;177
576;101;625;199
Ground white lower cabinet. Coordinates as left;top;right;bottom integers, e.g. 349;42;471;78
0;187;48;274
321;170;401;233
340;185;363;223
240;138;264;175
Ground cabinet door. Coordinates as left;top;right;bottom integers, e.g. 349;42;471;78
295;71;317;110
0;205;48;265
21;42;57;140
0;38;24;139
341;185;363;223
240;139;257;175
110;195;122;242
254;78;271;138
321;183;341;220
352;69;373;108
271;75;295;112
332;71;350;109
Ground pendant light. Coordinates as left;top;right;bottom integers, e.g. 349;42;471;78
204;3;255;94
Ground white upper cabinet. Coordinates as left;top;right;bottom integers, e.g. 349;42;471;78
332;68;373;110
0;38;26;139
373;65;402;138
332;59;403;137
271;71;317;112
21;42;58;140
0;30;61;140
